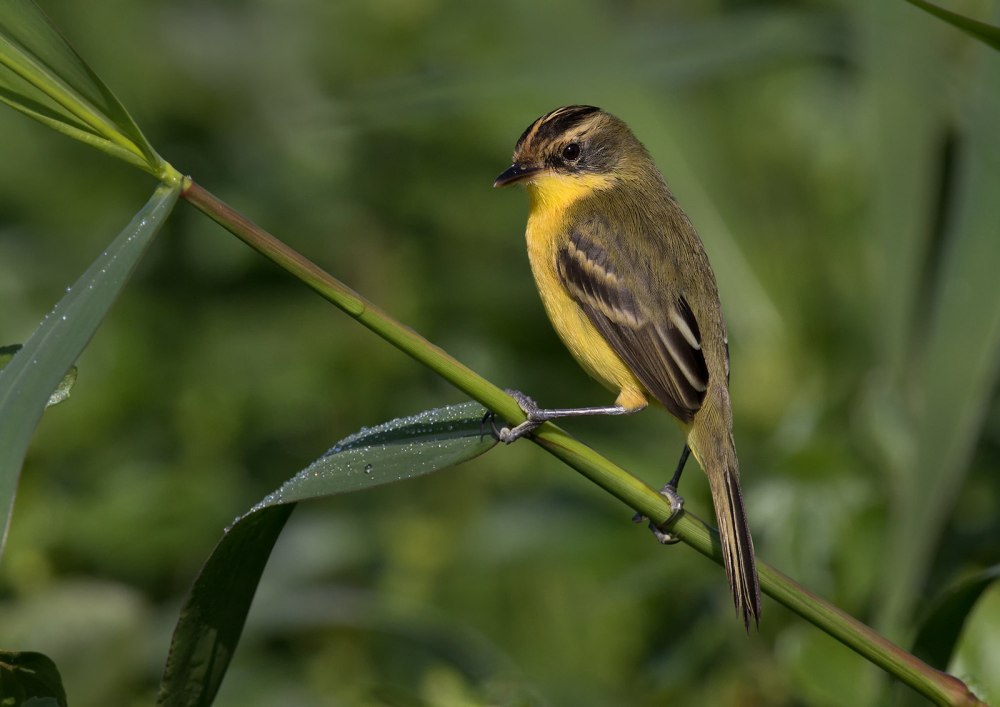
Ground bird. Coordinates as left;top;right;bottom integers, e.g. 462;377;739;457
493;105;761;629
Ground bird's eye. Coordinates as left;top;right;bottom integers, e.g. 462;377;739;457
562;142;581;161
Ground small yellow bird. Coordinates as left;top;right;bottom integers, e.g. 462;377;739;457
494;105;761;628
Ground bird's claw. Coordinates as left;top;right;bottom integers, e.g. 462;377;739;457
633;483;685;544
487;389;544;444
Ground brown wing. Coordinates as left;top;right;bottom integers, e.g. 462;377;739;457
557;226;708;424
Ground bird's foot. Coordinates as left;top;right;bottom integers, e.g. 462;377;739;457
633;483;685;544
492;389;544;444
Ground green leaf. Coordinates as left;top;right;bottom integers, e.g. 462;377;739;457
157;402;496;707
911;565;1000;669
0;651;68;707
0;345;76;408
255;401;498;506
0;0;175;179
157;504;295;707
0;183;179;559
904;0;1000;51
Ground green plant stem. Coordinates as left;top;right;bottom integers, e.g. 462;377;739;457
180;177;984;707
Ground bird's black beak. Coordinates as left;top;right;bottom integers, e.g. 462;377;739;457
494;162;541;188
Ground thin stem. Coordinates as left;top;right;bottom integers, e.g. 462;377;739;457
179;177;984;707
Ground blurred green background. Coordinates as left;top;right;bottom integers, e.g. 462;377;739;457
1;0;999;705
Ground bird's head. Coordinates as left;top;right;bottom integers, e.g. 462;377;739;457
494;105;650;204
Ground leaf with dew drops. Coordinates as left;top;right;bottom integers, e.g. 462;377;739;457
0;345;76;408
0;183;179;559
255;400;498;507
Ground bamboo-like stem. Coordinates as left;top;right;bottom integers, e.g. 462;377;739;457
180;177;984;707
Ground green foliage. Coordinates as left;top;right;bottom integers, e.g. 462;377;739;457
0;0;170;177
0;651;67;707
867;0;1000;644
0;0;998;705
912;566;1000;671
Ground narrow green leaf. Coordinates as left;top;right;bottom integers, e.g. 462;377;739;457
157;402;496;707
904;0;1000;50
0;183;179;559
255;401;498;507
911;566;1000;669
158;504;295;707
0;0;171;178
0;84;153;171
0;345;76;408
0;651;68;707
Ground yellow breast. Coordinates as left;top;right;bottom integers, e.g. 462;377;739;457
523;174;649;412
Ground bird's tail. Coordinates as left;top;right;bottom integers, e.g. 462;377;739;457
689;396;761;630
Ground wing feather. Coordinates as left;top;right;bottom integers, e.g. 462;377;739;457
557;227;708;423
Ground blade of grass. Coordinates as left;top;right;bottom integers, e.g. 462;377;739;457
0;83;151;170
904;0;1000;50
180;179;984;706
0;0;174;179
861;1;951;376
0;182;179;558
158;402;497;707
0;345;77;408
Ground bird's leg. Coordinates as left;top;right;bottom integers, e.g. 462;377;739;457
494;389;636;444
666;444;690;491
633;444;690;544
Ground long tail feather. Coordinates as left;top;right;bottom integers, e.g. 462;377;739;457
688;392;761;630
708;456;761;629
